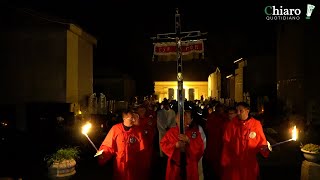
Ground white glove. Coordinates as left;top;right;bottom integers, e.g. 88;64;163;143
267;141;272;152
94;149;104;157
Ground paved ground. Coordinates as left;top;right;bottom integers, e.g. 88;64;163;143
0;143;302;180
0;124;306;180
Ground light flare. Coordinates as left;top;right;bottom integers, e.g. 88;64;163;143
271;125;298;148
82;123;92;135
292;125;297;141
81;122;98;152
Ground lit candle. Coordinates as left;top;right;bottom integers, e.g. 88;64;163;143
271;125;298;148
81;123;98;151
292;125;297;141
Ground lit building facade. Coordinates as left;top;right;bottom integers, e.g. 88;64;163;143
208;67;221;100
234;60;247;102
152;61;221;102
154;81;208;102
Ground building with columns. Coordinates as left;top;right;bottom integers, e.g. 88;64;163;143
154;81;208;102
152;61;222;102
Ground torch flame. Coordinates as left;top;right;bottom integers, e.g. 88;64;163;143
292;125;297;141
82;123;92;135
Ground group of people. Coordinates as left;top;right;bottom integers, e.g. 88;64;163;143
205;102;270;180
96;100;271;180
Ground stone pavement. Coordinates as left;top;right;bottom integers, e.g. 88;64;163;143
0;124;310;180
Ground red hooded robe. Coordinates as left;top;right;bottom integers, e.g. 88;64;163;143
221;117;269;180
98;123;145;180
205;112;228;177
136;115;157;179
160;126;204;180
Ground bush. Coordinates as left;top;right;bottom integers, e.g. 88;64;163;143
302;143;320;153
45;147;80;166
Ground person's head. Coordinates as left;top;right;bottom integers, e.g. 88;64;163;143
175;110;193;128
207;107;213;114
162;100;170;110
236;102;250;121
132;112;140;126
137;106;146;118
227;107;237;120
143;100;150;108
215;103;224;114
122;110;136;127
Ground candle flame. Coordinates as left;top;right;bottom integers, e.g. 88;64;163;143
292;125;297;141
82;123;92;135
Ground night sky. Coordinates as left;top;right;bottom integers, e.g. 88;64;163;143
2;0;319;94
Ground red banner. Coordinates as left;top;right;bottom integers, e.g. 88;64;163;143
153;40;204;56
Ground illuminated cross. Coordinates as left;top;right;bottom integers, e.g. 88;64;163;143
151;8;207;135
151;8;207;179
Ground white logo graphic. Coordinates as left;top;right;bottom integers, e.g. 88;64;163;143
306;4;315;19
129;137;137;144
191;132;197;139
249;131;257;139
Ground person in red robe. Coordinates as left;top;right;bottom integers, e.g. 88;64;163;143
205;103;227;179
160;110;205;180
135;105;157;179
143;99;157;119
97;110;146;180
221;102;270;180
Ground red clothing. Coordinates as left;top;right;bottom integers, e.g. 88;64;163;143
205;112;227;176
160;126;204;180
146;109;156;120
137;116;157;179
221;117;269;180
139;116;157;147
98;123;145;180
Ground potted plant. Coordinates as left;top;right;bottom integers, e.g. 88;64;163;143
301;143;320;163
45;146;80;179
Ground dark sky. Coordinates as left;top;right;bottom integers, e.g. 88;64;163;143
3;0;317;94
